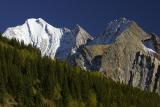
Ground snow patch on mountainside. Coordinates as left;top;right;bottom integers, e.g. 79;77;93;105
144;40;155;51
142;44;156;54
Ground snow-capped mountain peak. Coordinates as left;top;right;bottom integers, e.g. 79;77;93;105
3;18;64;59
2;18;93;60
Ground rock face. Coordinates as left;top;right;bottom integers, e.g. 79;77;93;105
69;18;160;94
3;18;93;60
68;44;110;71
2;17;160;94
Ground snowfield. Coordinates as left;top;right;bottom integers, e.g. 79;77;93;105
3;18;93;60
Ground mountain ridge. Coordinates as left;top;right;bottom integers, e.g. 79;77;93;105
2;17;160;94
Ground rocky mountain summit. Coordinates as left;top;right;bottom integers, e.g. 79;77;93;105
2;17;160;94
68;18;160;94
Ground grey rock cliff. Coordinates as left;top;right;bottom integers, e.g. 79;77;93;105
68;18;160;94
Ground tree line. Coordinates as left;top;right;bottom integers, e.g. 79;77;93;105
0;35;160;107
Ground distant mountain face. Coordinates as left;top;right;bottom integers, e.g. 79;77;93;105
3;18;93;60
68;18;160;94
2;18;160;94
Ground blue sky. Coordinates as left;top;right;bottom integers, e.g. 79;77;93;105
0;0;160;35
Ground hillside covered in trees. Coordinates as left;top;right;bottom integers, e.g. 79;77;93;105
0;34;160;107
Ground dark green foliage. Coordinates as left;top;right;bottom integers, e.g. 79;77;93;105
0;35;160;107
